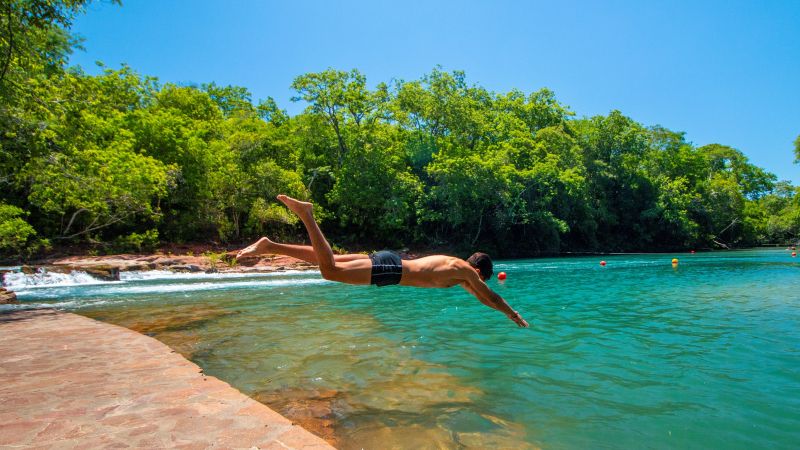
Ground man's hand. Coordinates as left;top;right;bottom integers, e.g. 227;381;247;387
507;310;529;328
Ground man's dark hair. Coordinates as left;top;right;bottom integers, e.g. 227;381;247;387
467;252;493;281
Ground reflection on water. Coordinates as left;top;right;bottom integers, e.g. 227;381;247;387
5;249;800;449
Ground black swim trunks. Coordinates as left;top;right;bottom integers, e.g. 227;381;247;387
369;250;403;286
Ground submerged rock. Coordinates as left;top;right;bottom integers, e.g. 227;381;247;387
254;388;341;446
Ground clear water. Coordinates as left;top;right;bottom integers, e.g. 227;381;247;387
4;249;800;449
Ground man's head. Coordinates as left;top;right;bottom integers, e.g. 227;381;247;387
467;252;493;281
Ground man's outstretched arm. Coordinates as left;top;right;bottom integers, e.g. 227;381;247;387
461;272;529;328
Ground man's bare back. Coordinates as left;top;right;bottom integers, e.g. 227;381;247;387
400;255;482;288
237;195;529;328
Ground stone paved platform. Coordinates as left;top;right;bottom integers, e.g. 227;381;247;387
0;308;335;449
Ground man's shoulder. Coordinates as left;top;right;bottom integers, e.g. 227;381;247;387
431;254;468;265
443;256;478;276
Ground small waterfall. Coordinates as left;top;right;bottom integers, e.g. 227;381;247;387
2;267;322;292
2;268;113;290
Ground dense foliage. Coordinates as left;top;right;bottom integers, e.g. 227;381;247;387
1;1;798;259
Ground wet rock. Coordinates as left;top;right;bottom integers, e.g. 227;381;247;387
46;265;73;274
235;256;259;267
83;265;121;281
171;264;202;273
154;258;180;266
0;287;18;304
21;265;36;275
238;266;276;273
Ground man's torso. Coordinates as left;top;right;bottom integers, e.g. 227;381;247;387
399;255;470;288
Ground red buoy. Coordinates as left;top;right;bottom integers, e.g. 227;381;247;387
793;252;797;257
497;272;507;280
600;260;606;266
690;250;696;254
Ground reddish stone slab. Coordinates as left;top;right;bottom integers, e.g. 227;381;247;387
0;309;335;449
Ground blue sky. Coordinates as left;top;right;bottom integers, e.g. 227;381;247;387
70;0;800;183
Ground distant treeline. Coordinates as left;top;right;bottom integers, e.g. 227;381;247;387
1;1;799;259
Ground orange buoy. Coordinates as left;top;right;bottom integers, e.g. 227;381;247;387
497;272;507;280
672;258;679;265
600;260;606;266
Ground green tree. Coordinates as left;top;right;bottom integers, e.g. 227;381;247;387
0;202;38;256
25;141;172;240
328;124;422;243
128;84;222;239
292;69;386;168
0;0;117;99
202;82;255;117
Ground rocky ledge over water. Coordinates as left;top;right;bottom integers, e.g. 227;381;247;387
16;252;317;281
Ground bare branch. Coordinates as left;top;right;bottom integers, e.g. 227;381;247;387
62;207;89;235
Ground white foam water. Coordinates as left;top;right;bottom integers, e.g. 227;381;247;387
5;277;331;302
3;269;120;290
3;268;320;291
3;266;329;303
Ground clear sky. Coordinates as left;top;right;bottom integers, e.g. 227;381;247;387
70;0;800;183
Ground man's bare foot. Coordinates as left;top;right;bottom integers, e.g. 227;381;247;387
236;237;274;260
277;194;313;217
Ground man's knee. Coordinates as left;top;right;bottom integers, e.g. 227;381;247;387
318;264;339;281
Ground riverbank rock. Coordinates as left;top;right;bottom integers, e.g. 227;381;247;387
31;251;314;277
0;287;18;304
42;263;121;281
82;265;121;281
124;262;159;271
171;264;202;273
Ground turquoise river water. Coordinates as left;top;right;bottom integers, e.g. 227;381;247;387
3;249;799;449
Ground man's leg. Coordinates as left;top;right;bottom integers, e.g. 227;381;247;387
271;242;369;264
237;237;368;265
277;195;371;285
